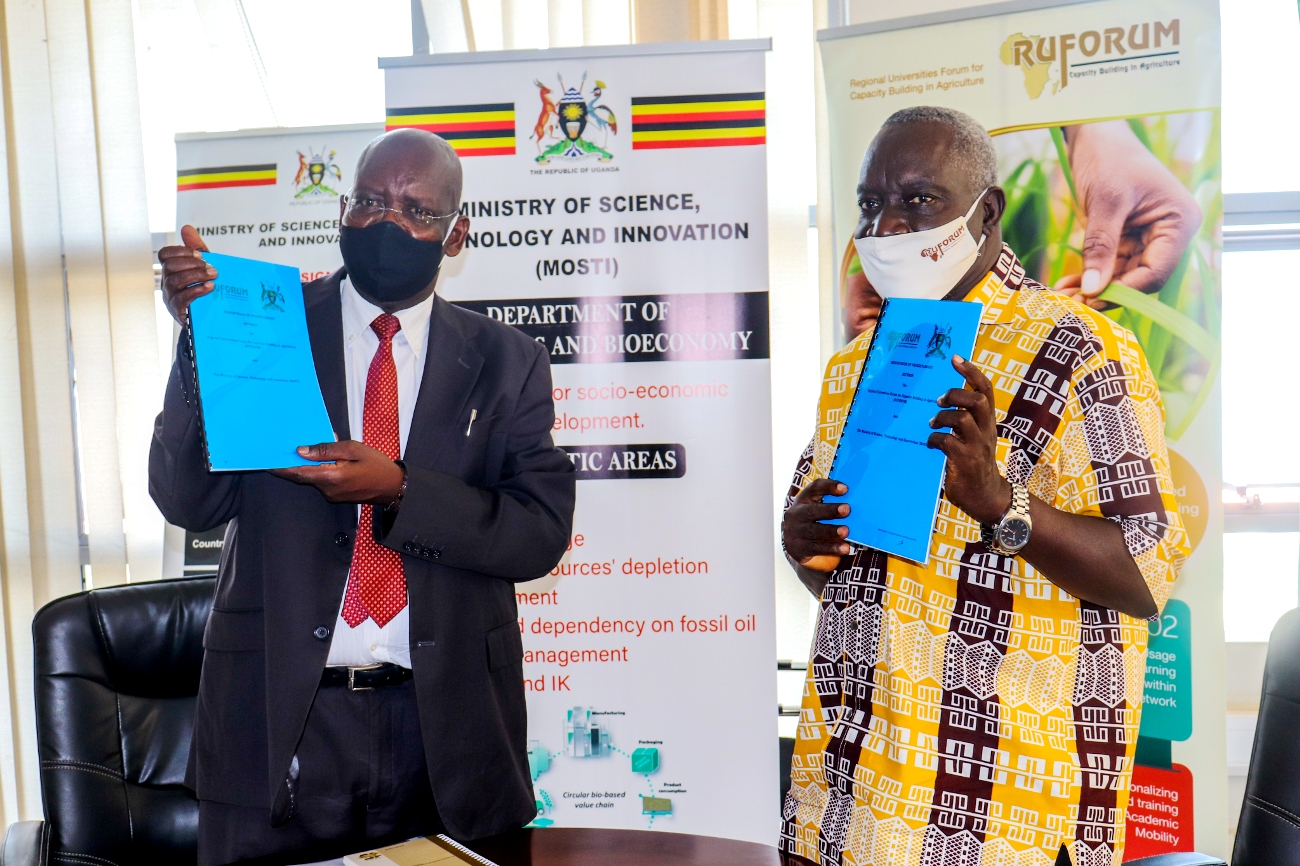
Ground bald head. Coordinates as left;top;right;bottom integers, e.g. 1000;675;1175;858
354;128;463;213
338;128;473;311
873;106;997;191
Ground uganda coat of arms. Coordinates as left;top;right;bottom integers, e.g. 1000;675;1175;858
293;147;343;198
531;74;617;164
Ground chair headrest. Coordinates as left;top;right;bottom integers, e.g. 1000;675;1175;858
1265;608;1300;702
34;577;215;698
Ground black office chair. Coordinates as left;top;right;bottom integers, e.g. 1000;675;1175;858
1232;606;1300;864
1;576;215;866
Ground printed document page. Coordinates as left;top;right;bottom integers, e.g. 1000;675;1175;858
189;252;335;470
342;835;496;866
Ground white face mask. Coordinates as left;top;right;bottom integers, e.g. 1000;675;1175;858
853;188;989;301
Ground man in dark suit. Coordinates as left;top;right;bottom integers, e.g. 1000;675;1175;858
152;129;575;865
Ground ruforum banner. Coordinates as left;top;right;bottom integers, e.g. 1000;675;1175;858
176;40;778;845
819;0;1223;859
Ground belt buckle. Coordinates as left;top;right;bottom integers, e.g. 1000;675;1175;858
347;663;383;691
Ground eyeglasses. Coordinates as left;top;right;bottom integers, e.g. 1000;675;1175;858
342;193;460;229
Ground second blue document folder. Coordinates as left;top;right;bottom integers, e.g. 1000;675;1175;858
826;297;984;564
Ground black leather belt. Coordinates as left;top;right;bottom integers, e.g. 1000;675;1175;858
321;663;412;690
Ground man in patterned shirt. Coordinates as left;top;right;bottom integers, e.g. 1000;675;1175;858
780;106;1188;866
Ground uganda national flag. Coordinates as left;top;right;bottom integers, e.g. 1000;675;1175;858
177;163;277;192
385;103;516;156
630;92;765;150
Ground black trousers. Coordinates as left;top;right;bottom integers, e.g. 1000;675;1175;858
197;678;444;866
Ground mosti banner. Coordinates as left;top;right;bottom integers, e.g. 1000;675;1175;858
382;41;776;844
819;0;1223;861
381;41;776;844
176;123;386;281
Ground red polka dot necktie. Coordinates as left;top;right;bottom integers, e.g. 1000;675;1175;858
340;313;407;628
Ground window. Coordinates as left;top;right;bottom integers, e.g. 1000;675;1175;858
1222;249;1300;485
134;0;413;233
1223;533;1298;642
1221;244;1300;642
1218;0;1300;644
1221;0;1300;194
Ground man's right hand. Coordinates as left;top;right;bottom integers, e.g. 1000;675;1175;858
782;478;852;573
1053;121;1201;309
158;225;214;323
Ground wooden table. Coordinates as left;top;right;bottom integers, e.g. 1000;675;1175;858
463;828;783;866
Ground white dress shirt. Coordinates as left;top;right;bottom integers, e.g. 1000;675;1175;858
325;277;435;668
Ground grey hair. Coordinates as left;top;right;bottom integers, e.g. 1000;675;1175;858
879;106;998;189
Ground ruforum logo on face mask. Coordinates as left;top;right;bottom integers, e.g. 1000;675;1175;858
921;224;967;262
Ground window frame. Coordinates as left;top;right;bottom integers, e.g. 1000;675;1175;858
1222;190;1300;534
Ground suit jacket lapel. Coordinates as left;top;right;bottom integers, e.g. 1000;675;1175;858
303;269;350;441
405;296;483;464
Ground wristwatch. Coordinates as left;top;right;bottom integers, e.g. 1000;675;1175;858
981;482;1032;556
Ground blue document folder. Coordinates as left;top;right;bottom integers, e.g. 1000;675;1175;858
826;298;984;564
188;252;335;471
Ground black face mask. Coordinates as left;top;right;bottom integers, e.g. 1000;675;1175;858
339;220;445;302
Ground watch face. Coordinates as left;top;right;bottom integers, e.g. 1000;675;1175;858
998;517;1031;550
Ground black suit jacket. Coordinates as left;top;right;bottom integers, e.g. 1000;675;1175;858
149;270;575;839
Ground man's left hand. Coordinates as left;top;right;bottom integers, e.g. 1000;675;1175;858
927;356;1010;526
271;441;404;505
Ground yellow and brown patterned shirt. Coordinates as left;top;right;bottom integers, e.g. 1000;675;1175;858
781;246;1188;866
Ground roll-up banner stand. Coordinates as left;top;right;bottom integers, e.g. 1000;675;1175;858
381;42;776;843
173;41;778;844
166;123;385;579
174;122;384;279
819;0;1223;859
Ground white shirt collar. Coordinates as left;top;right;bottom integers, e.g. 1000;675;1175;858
340;275;435;366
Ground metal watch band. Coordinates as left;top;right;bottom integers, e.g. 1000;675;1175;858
386;460;408;513
1010;482;1029;518
981;482;1030;555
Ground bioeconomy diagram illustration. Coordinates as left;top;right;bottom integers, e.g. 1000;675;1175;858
527;706;678;829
